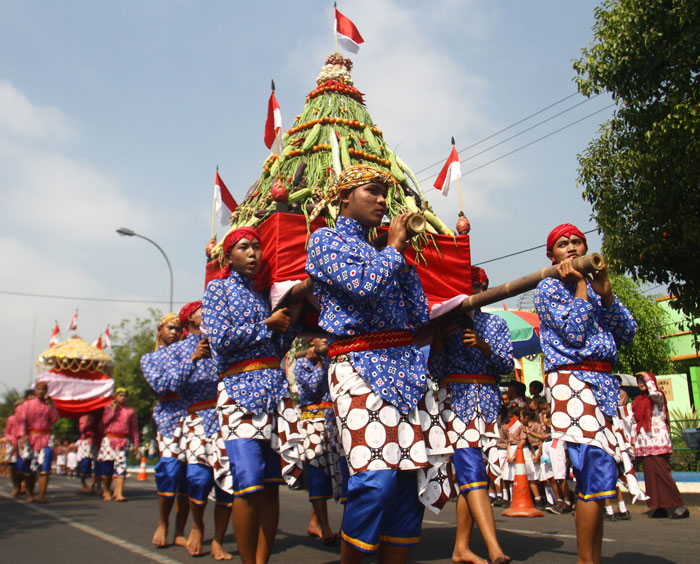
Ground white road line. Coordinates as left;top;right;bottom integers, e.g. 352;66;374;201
0;491;182;564
422;519;614;543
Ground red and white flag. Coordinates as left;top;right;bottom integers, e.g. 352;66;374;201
433;140;462;197
66;310;78;332
264;82;283;150
214;170;238;227
335;7;364;54
102;327;111;349
49;323;61;347
92;335;103;350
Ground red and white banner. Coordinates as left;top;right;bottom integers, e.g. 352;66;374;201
214;171;238;227
37;370;114;418
91;335;103;350
102;327;111;349
66;310;78;331
49;323;61;347
434;145;461;196
335;7;364;54
264;89;283;150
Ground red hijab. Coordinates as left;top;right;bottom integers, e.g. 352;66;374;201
631;371;668;433
216;227;262;280
178;301;202;338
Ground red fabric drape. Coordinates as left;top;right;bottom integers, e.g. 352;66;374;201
53;396;113;418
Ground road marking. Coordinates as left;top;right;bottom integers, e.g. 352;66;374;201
0;491;182;564
422;519;614;543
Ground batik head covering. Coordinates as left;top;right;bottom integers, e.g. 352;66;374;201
155;312;180;350
115;387;128;395
309;164;394;221
546;223;587;254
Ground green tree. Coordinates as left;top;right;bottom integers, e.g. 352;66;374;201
574;0;700;321
111;309;162;436
610;272;673;374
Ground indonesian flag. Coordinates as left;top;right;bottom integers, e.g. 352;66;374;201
92;335;103;350
66;310;78;331
335;7;364;54
264;84;283;150
102;327;111;349
214;170;238;227
49;323;61;347
433;140;461;197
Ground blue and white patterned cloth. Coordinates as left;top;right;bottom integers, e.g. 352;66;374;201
202;270;298;415
534;277;637;416
295;356;331;408
163;333;220;437
141;346;186;439
428;309;514;424
306;216;430;413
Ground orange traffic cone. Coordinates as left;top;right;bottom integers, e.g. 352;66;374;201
502;445;543;517
137;457;148;481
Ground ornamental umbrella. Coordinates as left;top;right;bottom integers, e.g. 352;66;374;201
486;309;541;358
35;335;115;418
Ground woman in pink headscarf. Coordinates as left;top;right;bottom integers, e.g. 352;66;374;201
631;371;689;518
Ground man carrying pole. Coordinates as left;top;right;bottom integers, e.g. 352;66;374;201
534;223;637;564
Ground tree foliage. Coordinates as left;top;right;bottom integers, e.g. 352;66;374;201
574;0;700;321
610;272;673;374
111;309;162;436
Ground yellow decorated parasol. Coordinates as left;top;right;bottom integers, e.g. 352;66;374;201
36;335;114;377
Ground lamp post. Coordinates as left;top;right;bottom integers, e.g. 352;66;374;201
116;227;174;312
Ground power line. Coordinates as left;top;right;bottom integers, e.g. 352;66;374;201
473;229;598;266
414;91;592;176
0;289;188;305
422;103;615;190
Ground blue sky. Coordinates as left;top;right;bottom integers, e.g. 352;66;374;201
0;1;612;391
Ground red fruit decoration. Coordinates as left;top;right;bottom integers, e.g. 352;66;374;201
205;238;217;259
456;212;471;235
271;180;289;203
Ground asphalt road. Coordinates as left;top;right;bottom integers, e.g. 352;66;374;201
1;475;698;563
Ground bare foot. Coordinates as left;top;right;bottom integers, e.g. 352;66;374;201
114;496;128;502
152;523;168;547
452;547;488;564
11;488;20;497
81;483;89;493
187;527;204;556
320;526;337;545
25;497;36;503
173;535;188;548
307;524;323;539
36;498;49;504
102;491;112;501
489;557;512;564
210;539;233;561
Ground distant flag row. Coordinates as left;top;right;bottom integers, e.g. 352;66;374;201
48;319;110;350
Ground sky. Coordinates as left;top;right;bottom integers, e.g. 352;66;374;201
0;0;614;392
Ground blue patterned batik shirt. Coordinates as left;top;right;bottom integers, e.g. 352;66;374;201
295;356;331;408
534;277;637;416
202;270;298;415
141;346;186;439
163;333;220;437
306;216;430;413
428;309;514;424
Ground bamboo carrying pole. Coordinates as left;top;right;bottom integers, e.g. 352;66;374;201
461;253;606;311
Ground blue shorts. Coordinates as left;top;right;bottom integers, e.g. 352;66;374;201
186;463;233;506
38;447;53;475
341;470;425;554
307;464;333;501
17;454;30;475
78;457;92;477
155;457;187;497
225;439;283;497
453;447;489;493
339;456;350;504
567;442;617;501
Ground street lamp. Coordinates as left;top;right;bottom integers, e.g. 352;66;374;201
116;227;174;312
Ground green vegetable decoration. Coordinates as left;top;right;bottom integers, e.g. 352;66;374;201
221;53;454;245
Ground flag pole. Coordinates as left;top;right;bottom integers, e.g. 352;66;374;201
452;136;464;214
272;79;282;180
333;2;339;53
210;165;218;240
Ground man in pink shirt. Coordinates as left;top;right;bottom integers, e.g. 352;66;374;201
97;388;140;501
17;381;59;502
4;400;24;496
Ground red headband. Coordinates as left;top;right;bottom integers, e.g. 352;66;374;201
178;301;202;328
546;223;587;253
222;227;261;256
471;266;488;287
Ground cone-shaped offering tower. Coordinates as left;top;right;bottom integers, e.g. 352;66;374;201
207;54;472;311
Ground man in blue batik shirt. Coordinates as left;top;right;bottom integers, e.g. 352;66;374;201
429;266;512;564
140;312;189;548
534;223;636;564
202;226;303;564
306;164;453;564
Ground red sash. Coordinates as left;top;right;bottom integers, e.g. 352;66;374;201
328;330;413;357
187;398;217;414
558;360;612;373
220;357;281;379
